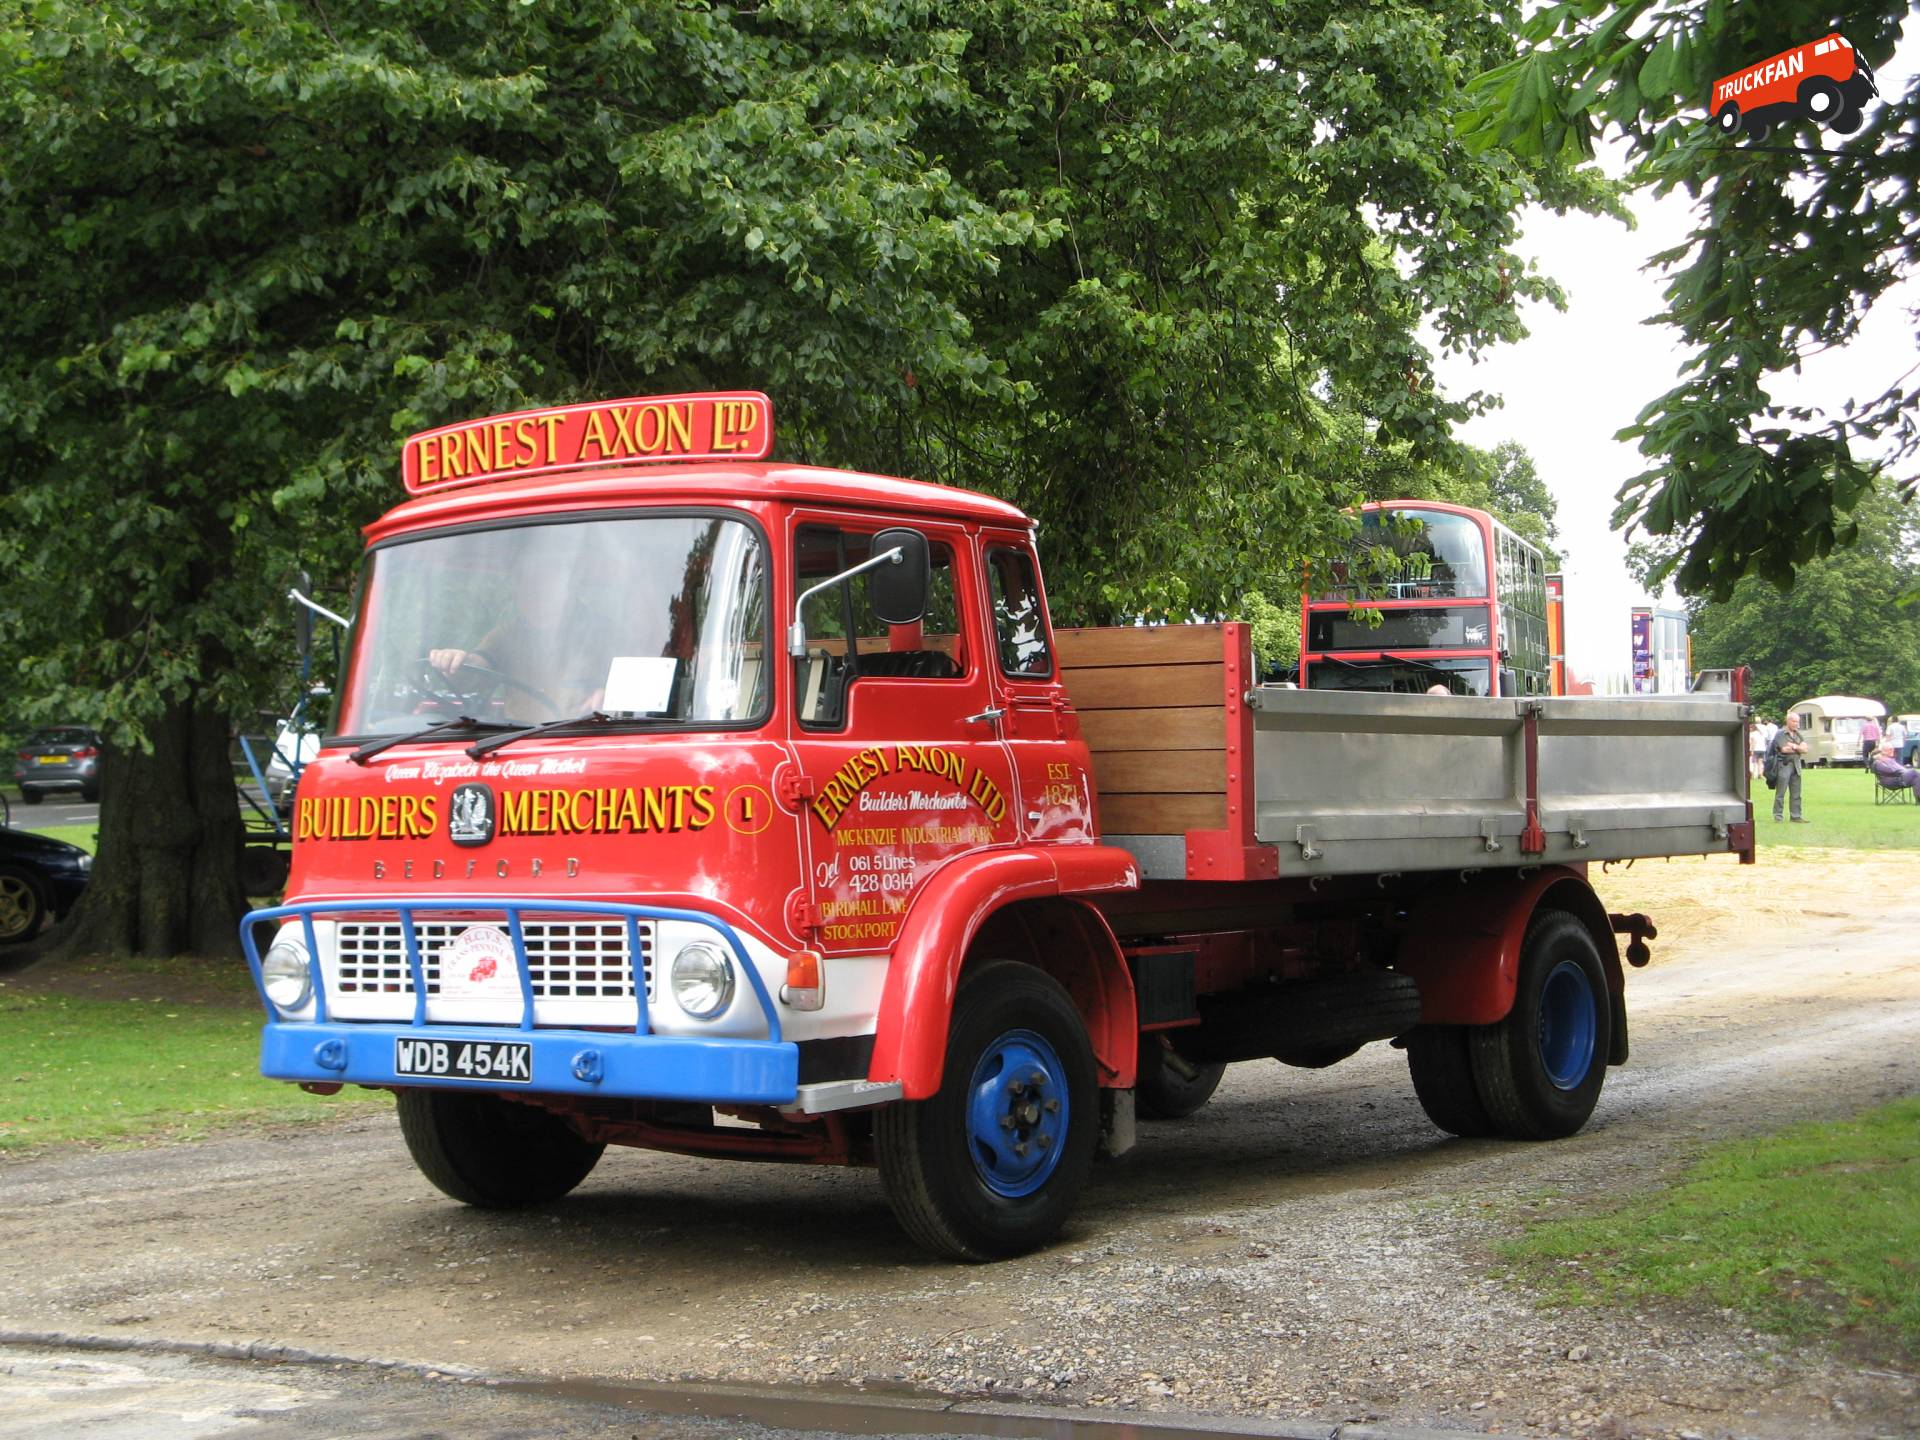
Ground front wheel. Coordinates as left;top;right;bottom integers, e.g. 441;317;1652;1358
397;1089;605;1207
1469;911;1611;1140
0;866;46;945
875;961;1098;1261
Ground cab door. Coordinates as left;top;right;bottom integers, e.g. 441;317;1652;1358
980;532;1093;844
787;517;1017;956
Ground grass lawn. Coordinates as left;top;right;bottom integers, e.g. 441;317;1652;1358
1756;766;1920;850
17;821;97;852
0;947;389;1150
1503;1098;1920;1361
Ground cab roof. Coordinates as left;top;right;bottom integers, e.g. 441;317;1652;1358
364;463;1033;543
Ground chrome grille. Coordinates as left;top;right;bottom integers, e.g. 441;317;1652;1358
334;918;654;999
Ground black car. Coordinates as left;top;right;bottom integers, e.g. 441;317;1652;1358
0;825;91;944
12;726;102;803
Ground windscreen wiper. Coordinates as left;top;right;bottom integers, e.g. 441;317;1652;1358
467;711;615;760
349;716;512;766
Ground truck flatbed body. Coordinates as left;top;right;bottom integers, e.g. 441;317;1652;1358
1059;624;1753;882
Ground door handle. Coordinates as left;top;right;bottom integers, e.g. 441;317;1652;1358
965;706;1005;727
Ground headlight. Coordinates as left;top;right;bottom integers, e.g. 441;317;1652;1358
262;939;313;1012
76;854;92;873
670;941;735;1019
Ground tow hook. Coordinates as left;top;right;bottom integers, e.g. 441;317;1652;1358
1609;912;1658;967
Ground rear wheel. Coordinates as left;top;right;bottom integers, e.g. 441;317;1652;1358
875;961;1097;1261
1407;1025;1494;1137
1829;104;1864;134
1715;103;1740;136
20;788;43;806
397;1089;605;1207
1135;1033;1226;1119
1799;76;1844;127
0;866;46;945
1469;911;1611;1140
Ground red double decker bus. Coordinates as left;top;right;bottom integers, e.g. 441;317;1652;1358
1299;501;1550;698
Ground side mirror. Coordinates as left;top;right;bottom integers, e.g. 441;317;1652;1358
868;528;929;625
293;570;314;659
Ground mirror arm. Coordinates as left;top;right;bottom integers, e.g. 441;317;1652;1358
289;588;353;631
787;547;903;658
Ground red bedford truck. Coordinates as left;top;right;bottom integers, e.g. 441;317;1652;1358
249;391;1754;1260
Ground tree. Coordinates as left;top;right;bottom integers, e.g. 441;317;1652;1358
1688;489;1920;719
1458;3;1917;600
2;0;1564;957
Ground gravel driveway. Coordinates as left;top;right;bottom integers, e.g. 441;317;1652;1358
1;852;1916;1440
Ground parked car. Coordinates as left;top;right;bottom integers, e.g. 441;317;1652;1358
12;726;103;803
0;825;91;943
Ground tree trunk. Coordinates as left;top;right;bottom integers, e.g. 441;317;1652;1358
57;692;248;961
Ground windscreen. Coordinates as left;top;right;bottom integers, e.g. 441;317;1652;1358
1306;656;1492;697
338;514;768;734
1315;508;1489;602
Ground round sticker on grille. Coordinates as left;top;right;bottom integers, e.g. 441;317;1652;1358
438;925;518;999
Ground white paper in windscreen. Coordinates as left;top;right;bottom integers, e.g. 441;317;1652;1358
601;656;677;715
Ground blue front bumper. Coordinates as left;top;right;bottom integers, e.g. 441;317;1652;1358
244;896;797;1106
261;1020;798;1103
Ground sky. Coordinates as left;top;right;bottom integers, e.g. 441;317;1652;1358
1429;21;1918;690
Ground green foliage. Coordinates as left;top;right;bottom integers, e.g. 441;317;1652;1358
0;0;1567;727
0;0;1565;945
1690;489;1920;717
1459;3;1917;601
1503;1097;1920;1357
0;991;388;1150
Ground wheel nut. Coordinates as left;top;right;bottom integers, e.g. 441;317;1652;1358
999;1114;1016;1130
1037;1133;1052;1149
1028;1069;1046;1087
1043;1098;1060;1114
1014;1142;1030;1157
1007;1079;1025;1096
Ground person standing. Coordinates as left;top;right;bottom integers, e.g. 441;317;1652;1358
1749;716;1770;777
1767;713;1810;822
1860;712;1882;763
1887;715;1910;765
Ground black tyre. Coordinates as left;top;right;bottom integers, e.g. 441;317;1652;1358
239;844;291;896
20;788;43;805
397;1089;605;1207
0;865;46;945
80;782;100;803
1135;1032;1226;1119
1715;103;1740;135
1407;1025;1495;1137
875;960;1098;1261
1744;114;1770;143
1469;911;1611;1140
1799;77;1843;129
1829;104;1864;134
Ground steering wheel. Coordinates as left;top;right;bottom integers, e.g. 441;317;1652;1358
412;657;561;718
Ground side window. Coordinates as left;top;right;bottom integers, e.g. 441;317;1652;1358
986;547;1053;677
794;526;964;729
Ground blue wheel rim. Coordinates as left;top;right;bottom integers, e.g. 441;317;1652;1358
1538;959;1597;1090
964;1028;1069;1198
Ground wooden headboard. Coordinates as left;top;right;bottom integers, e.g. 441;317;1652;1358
1054;624;1231;835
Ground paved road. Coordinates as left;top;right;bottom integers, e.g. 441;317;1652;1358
3;796;97;830
0;1342;1398;1440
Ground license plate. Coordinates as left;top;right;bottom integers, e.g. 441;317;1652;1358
393;1037;532;1084
35;755;63;765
